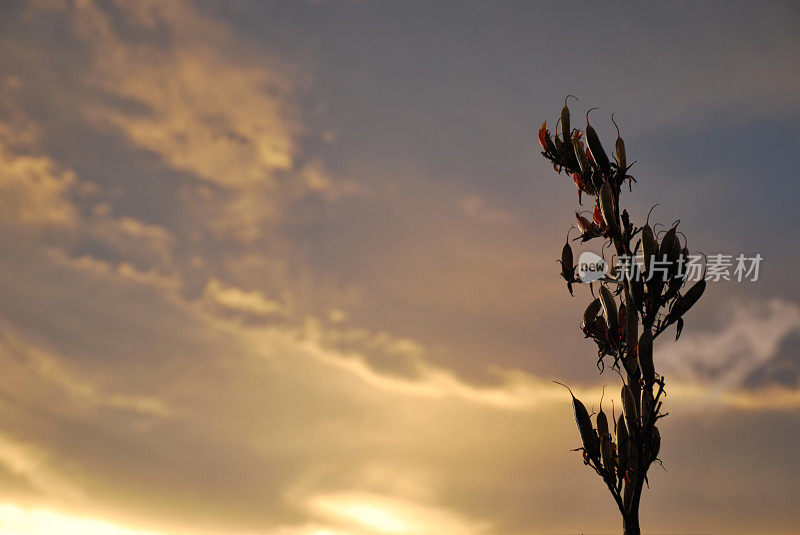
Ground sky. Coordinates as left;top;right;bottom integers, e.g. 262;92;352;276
0;0;799;533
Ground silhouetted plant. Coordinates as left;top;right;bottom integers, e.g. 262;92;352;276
538;97;705;535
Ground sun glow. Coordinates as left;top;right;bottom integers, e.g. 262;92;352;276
333;504;407;533
0;504;165;535
307;493;486;535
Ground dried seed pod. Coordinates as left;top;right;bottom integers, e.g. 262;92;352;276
641;386;654;427
597;408;609;441
585;109;610;173
625;288;639;372
586;315;609;342
592;203;605;229
617;303;626;338
583;298;602;327
631;275;644;312
665;271;685;302
641;224;657;277
638;327;655;389
622;384;638;435
601;432;615;479
572;135;590;174
539;122;558;155
668;279;706;323
538;122;549;151
554;134;564;154
668;245;691;286
598;182;617;232
616;414;629;476
659;225;681;274
555;382;599;459
612;113;626;172
582;144;593;172
627;433;639;475
561;243;573;275
558;240;575;296
560;97;573;142
599;285;618;340
575;211;593;234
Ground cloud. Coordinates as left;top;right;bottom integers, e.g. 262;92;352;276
76;0;297;189
45;249;182;294
62;0;303;241
0;437;83;503
85;209;176;270
35;0;368;244
457;194;513;224
202;277;285;316
0;141;79;230
660;298;800;392
0;321;174;419
0;105;176;277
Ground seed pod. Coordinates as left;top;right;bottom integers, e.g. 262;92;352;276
665;272;684;302
538;122;549;151
641;386;654;427
538;122;557;155
599;285;618;340
625;288;639;371
592;203;605;229
647;426;661;464
615;137;626;171
638;327;655;389
598;182;617;232
601;433;615;478
575;211;593;234
631;275;644;312
622;384;638;435
585;109;610;173
659;225;680;266
681;278;706;311
627;433;639;474
561;242;573;276
597;408;609;440
670;246;690;284
584;145;596;167
560;100;571;143
572;136;590;174
612;114;626;172
588;315;609;341
558;241;575;295
555;382;599;459
583;298;602;327
641;224;657;277
668;279;706;322
616;414;629;476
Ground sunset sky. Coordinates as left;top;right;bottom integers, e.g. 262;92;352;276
0;1;799;533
